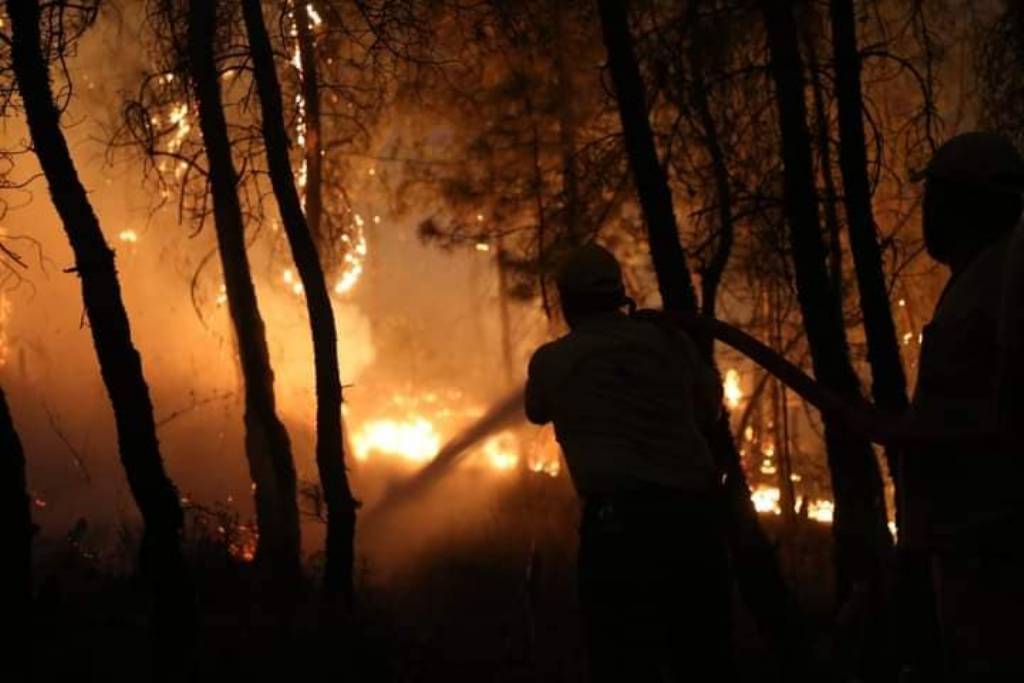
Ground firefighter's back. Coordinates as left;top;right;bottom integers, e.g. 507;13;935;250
528;310;716;497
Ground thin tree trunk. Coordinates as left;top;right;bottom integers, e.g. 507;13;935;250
552;2;581;246
803;32;845;297
295;0;324;249
760;0;891;596
494;233;516;391
8;1;194;676
688;42;734;325
0;384;30;674
596;0;809;670
595;0;697;314
241;0;356;608
829;0;909;509
771;286;797;527
524;92;554;320
187;0;301;585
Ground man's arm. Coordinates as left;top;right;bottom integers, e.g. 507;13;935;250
676;330;722;430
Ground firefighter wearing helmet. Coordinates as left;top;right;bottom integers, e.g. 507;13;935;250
525;243;733;681
894;131;1024;678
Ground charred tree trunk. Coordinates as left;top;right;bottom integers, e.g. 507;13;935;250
688;44;734;324
596;0;809;669
0;384;30;672
241;0;356;608
553;2;581;246
494;234;516;391
829;0;909;505
524;92;554;320
803;31;845;298
760;0;891;596
295;0;324;249
7;0;194;676
187;0;301;585
595;0;697;314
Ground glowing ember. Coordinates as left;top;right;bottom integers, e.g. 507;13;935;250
166;102;191;152
306;3;323;27
118;229;139;243
723;368;743;409
481;431;518;470
750;484;782;515
806;498;834;524
0;290;11;367
333;221;368;295
529;458;560;477
749;484;839;526
227;526;257;563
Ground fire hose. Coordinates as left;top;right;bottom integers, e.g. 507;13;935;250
362;386;526;519
366;314;873;519
370;285;1024;518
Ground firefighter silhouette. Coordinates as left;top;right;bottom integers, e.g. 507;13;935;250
899;132;1024;678
526;244;734;682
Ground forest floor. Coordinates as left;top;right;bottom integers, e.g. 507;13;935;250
27;475;844;681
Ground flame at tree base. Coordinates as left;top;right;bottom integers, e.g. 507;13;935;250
749;483;838;525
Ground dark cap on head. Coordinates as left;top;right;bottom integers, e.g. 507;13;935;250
919;132;1024;267
915;131;1024;193
556;243;628;318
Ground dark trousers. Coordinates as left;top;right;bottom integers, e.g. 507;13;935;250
578;489;734;682
930;548;1024;681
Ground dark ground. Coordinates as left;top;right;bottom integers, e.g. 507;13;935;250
27;474;840;681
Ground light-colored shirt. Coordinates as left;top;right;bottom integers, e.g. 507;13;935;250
525;311;720;497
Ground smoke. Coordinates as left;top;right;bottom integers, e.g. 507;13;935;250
1;11;568;579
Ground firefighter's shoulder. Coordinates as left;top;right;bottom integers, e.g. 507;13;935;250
527;334;581;379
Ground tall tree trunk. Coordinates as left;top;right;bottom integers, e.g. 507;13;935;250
0;384;30;675
596;0;809;670
829;0;908;508
760;0;891;596
595;0;697;314
295;0;324;249
7;1;195;676
552;2;581;246
494;233;516;391
687;43;734;324
187;0;301;585
770;285;797;527
524;92;554;320
803;30;845;297
241;0;356;608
